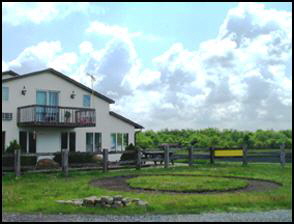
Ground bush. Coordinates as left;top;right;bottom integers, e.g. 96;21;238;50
2;140;35;168
53;151;102;165
5;140;21;153
120;143;138;163
2;155;37;168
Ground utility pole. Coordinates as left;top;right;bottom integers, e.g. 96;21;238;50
87;73;96;107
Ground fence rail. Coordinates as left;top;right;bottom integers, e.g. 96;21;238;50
2;144;292;177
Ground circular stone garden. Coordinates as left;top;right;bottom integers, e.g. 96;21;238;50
90;174;282;194
126;175;249;193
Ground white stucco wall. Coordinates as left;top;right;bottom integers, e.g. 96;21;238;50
2;71;138;153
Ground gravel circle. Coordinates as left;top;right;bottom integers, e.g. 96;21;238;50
89;174;282;194
2;210;292;222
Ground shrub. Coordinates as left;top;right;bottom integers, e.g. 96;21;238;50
53;151;102;165
120;143;138;163
5;140;21;153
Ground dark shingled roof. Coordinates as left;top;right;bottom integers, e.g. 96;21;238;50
2;68;115;104
109;111;144;129
2;70;20;77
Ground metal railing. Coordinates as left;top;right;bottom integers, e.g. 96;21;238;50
17;104;96;128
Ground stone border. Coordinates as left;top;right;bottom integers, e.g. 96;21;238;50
89;174;282;194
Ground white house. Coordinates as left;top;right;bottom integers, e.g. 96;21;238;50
2;68;143;159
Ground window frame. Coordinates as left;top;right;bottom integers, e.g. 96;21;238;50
2;86;9;101
111;133;129;152
83;95;91;108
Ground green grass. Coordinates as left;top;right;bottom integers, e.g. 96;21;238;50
127;175;248;192
2;163;292;215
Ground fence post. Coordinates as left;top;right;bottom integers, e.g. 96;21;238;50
242;144;248;166
14;149;21;177
188;146;193;167
103;148;108;172
209;147;215;164
136;148;142;170
164;145;170;168
280;143;286;168
62;149;69;177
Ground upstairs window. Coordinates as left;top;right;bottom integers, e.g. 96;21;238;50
83;95;91;107
2;87;9;101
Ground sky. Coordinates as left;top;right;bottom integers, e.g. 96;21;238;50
2;2;292;131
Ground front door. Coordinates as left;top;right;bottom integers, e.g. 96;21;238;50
29;132;36;153
19;131;27;153
61;132;68;150
69;132;76;152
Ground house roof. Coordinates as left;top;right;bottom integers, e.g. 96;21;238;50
109;111;144;129
2;68;115;104
2;70;20;77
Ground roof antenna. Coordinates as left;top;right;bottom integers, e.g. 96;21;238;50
87;73;96;107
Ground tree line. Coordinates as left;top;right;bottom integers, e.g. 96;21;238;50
136;128;292;149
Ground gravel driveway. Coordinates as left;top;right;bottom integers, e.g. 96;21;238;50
2;210;292;222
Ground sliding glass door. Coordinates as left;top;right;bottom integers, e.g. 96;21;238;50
86;133;102;152
48;91;59;122
36;91;47;121
36;90;59;122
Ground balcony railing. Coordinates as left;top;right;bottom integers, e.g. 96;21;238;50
17;104;96;128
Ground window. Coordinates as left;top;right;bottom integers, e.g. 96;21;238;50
83;95;91;107
86;132;102;152
117;133;123;152
2;87;9;101
94;133;102;152
86;133;93;152
123;133;129;149
2;113;12;121
111;133;116;151
110;133;129;152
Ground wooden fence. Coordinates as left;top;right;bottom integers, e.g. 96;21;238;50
173;144;291;166
2;144;292;177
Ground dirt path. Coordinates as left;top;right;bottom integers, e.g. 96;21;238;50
2;210;292;222
89;174;282;194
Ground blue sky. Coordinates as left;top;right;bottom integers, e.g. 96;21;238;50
2;2;292;130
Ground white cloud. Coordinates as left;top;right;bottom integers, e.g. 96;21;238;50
3;3;291;130
116;2;292;130
4;41;78;74
2;2;99;26
86;21;135;39
2;60;9;71
86;21;162;43
48;52;78;73
79;41;94;55
85;3;291;130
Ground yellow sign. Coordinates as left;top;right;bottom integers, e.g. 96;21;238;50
214;149;243;157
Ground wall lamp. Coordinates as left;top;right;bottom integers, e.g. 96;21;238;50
70;90;76;99
21;86;27;95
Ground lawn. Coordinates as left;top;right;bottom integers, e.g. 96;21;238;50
127;175;249;192
2;163;292;215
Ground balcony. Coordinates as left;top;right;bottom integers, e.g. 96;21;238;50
17;104;96;128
